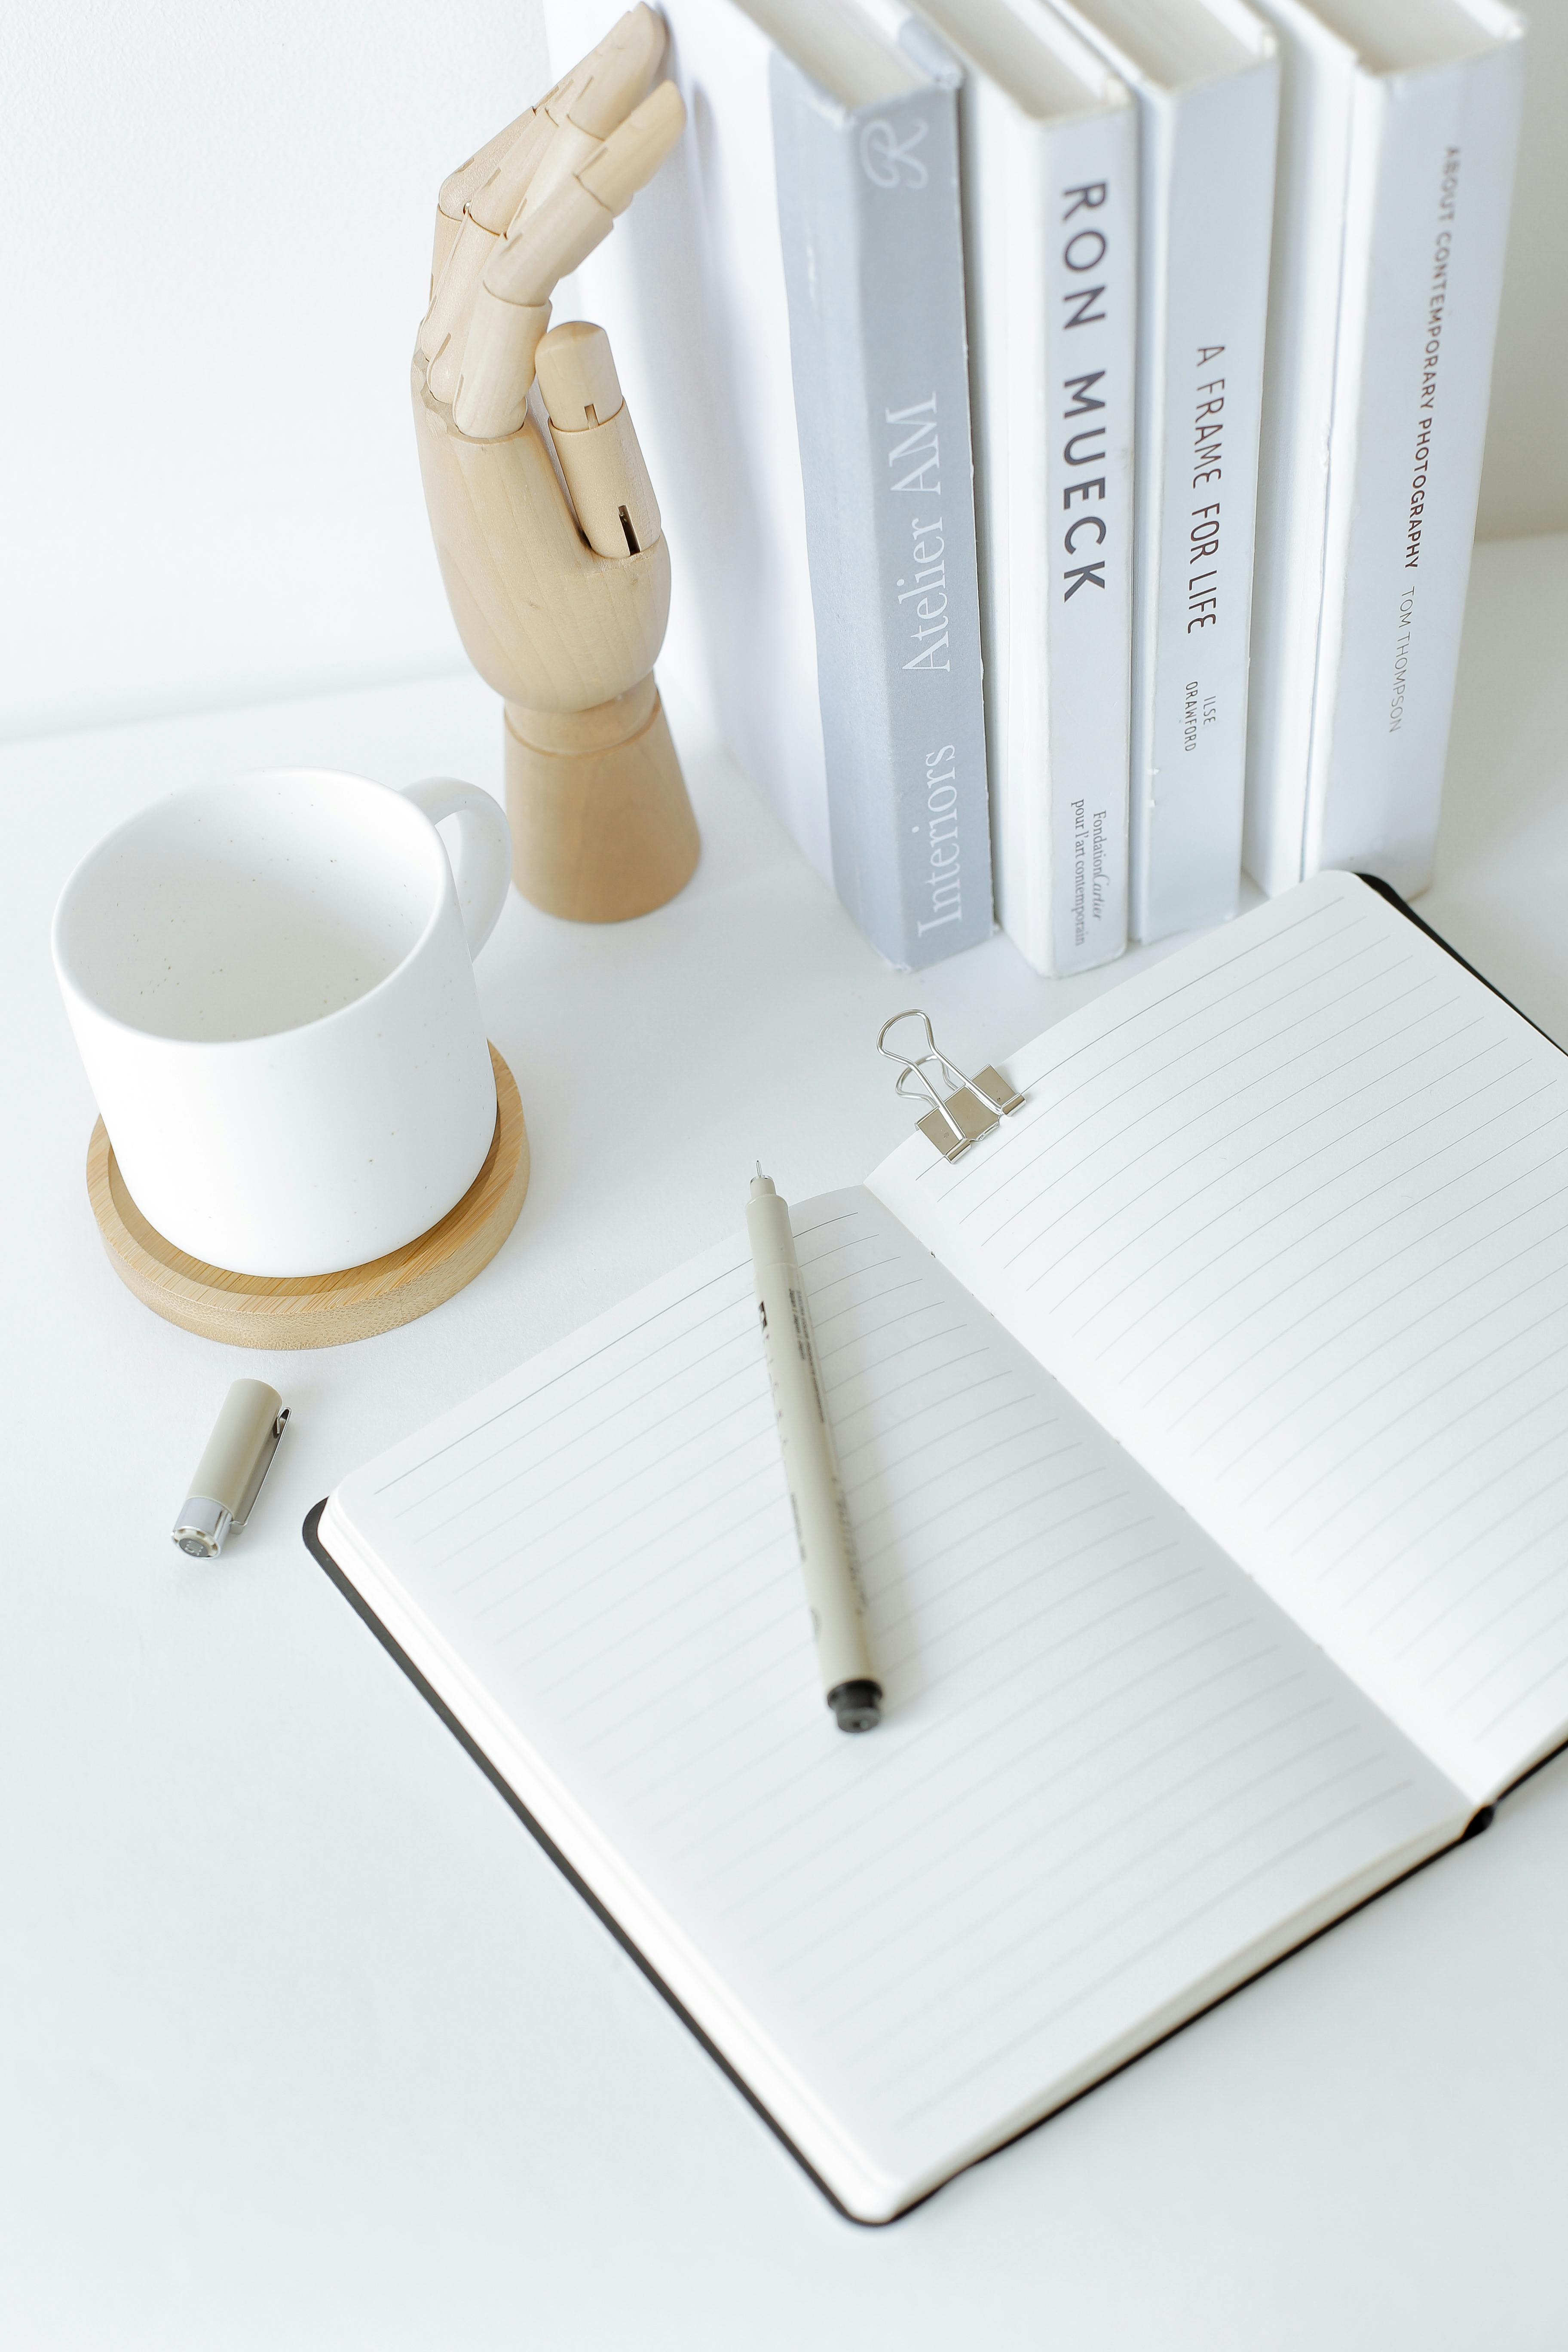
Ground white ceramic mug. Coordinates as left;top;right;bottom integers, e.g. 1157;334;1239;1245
52;769;513;1277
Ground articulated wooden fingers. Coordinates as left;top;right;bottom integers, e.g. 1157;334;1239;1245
413;352;670;715
413;9;682;731
425;14;652;295
457;82;686;437
432;107;533;290
422;5;668;408
450;81;685;442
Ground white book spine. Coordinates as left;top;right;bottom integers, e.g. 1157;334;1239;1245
1241;3;1358;898
1128;59;1278;943
540;0;835;882
971;89;1136;977
1306;42;1525;896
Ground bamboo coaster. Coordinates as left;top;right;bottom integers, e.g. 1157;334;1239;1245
86;1044;529;1349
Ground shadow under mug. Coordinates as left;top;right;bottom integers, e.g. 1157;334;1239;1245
52;769;513;1277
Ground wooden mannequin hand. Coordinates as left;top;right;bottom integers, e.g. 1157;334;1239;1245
413;7;685;715
413;7;700;926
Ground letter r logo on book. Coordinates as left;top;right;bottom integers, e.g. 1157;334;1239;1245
860;116;928;189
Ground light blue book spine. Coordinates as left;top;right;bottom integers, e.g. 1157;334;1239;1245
769;37;992;969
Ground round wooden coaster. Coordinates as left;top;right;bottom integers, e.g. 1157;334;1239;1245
86;1044;529;1350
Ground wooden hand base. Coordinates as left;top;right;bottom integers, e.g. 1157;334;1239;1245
504;673;698;922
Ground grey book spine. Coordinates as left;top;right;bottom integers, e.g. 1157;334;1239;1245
769;43;992;970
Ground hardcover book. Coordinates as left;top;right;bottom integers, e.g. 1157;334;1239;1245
1243;0;1525;901
917;0;1137;977
767;1;994;966
1043;0;1279;944
306;872;1568;2222
546;0;992;968
541;0;834;878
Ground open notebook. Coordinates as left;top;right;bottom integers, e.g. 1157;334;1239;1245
307;872;1568;2222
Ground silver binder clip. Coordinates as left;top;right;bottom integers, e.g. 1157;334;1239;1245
876;1011;1025;1163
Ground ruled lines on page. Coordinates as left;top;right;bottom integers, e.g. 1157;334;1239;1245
331;1185;1461;2209
870;873;1568;1804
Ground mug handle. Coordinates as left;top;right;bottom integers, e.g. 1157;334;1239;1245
400;778;512;959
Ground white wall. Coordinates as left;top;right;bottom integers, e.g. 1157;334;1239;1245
0;0;1559;743
0;0;548;742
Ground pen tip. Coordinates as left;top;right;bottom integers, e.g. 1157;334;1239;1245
829;1680;883;1733
755;1159;763;1179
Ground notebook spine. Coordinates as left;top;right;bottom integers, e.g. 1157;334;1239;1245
769;49;993;970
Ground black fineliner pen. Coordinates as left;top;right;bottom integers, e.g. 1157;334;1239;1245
747;1167;882;1733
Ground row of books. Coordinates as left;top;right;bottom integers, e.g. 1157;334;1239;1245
549;0;1525;972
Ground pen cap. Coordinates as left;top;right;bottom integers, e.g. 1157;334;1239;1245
175;1380;286;1559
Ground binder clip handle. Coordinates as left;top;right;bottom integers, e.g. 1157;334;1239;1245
876;1011;1025;1164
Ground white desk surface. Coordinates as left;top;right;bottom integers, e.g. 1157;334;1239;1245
4;535;1567;2350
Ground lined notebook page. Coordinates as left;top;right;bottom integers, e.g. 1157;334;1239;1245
326;1186;1460;2220
873;873;1568;1806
